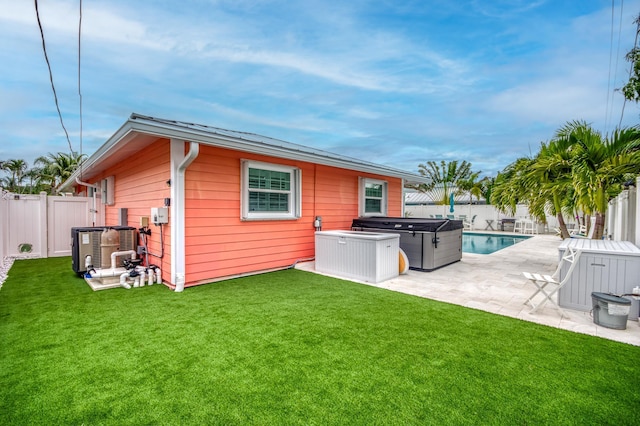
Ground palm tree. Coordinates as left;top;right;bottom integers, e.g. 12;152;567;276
1;159;28;193
527;134;576;239
457;171;483;205
412;160;473;205
23;167;47;194
35;152;86;194
479;176;495;205
556;121;640;239
491;157;536;217
493;121;640;239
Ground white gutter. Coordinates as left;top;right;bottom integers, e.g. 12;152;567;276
75;177;100;226
75;177;100;189
170;140;199;292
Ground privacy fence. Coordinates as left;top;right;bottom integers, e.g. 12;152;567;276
1;178;638;262
405;176;640;246
0;191;92;260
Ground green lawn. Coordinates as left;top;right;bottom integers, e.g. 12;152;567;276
1;257;639;425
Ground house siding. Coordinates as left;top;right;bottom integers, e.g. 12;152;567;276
87;139;403;287
183;145;402;285
91;139;172;282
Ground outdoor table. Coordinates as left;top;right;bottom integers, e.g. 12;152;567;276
484;219;495;231
499;218;516;231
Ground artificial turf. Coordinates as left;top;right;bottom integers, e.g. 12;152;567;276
1;257;639;425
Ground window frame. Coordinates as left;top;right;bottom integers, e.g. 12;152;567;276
241;160;301;220
359;177;388;217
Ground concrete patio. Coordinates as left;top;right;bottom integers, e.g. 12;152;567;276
297;233;640;346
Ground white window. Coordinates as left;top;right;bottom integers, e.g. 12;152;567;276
241;160;301;220
359;177;387;217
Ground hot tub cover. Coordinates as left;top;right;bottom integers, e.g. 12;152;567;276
352;217;463;232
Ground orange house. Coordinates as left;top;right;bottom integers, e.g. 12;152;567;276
60;114;426;291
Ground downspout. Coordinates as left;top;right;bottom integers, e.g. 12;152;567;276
171;140;199;292
75;177;100;190
401;178;406;217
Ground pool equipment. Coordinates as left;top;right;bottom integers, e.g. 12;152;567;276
76;227;160;291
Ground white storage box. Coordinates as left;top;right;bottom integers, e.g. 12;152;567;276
558;239;640;320
315;230;399;283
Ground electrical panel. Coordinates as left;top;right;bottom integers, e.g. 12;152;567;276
151;207;168;225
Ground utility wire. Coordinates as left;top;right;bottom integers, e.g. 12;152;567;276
78;0;86;182
611;0;624;129
619;10;640;128
604;0;615;133
78;0;83;158
34;0;74;153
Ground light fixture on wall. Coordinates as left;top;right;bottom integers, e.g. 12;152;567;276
166;179;171;187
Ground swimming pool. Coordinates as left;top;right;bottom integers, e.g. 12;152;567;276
462;233;531;254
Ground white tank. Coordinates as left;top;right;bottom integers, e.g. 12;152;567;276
100;228;120;269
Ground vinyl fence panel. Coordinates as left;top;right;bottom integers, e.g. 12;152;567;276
47;196;92;257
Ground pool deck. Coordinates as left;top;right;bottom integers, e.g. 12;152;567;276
296;233;640;346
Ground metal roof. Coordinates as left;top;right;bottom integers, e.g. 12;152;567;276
60;113;427;190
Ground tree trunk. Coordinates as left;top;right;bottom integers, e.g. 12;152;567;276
556;212;570;239
593;212;605;240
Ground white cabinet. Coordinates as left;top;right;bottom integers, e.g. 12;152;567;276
558;239;640;319
315;231;399;283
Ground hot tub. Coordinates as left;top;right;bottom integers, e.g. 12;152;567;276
352;217;463;271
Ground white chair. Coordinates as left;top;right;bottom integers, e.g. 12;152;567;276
463;215;476;231
513;218;524;233
569;224;587;236
522;219;538;235
571;217;597;239
522;246;581;316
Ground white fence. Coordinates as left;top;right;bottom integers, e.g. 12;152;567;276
606;176;639;245
0;191;92;259
404;204;567;233
406;177;640;246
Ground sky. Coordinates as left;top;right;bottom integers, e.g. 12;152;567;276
1;0;639;177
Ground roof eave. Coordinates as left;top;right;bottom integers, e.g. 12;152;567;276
60;116;428;191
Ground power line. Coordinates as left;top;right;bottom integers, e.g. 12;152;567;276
78;0;83;158
619;10;640;128
34;0;74;153
604;0;615;133
611;0;624;128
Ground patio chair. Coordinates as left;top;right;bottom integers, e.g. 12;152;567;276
522;219;538;234
569;224;587;236
522;246;581;316
513;218;525;233
571;217;596;239
463;215;476;231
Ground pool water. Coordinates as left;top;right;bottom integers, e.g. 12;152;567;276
462;232;531;254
